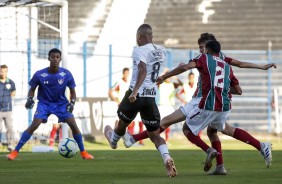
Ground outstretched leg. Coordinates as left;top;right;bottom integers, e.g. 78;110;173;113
7;118;42;160
122;109;185;148
222;123;272;168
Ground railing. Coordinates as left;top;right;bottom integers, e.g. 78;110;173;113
0;40;281;133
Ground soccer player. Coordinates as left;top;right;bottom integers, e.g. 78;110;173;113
7;48;94;160
104;24;177;177
157;40;242;174
122;33;276;174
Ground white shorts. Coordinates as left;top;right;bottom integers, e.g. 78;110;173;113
186;106;230;136
179;97;201;116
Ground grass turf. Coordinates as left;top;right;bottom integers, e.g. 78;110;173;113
0;137;281;184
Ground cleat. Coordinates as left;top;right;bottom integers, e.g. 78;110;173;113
122;131;136;148
7;145;15;152
204;148;218;172
80;151;94;160
164;158;177;177
209;165;227;175
7;150;18;161
104;125;117;149
260;142;272;168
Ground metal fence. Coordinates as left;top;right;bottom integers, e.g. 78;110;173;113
0;40;282;133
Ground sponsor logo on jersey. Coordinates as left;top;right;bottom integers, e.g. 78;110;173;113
41;73;48;77
59;72;66;77
140;87;156;96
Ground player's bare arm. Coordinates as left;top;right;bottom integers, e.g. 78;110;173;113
230;59;276;70
129;61;147;103
157;61;197;85
27;87;36;98
69;88;76;102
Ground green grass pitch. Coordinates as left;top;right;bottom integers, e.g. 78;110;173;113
0;136;281;184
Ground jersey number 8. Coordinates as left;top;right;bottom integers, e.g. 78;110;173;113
151;62;161;82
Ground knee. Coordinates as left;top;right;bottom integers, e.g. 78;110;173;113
207;127;217;137
6;125;13;132
161;117;170;129
222;125;235;136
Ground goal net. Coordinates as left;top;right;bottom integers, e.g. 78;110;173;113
0;0;68;152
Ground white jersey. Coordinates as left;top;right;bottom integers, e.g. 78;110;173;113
130;43;166;97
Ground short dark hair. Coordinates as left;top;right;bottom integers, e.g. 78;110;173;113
188;72;194;77
1;64;8;69
205;40;221;54
198;33;216;45
123;67;129;73
48;48;61;57
137;24;152;35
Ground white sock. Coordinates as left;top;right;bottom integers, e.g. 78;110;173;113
158;144;171;161
111;131;121;144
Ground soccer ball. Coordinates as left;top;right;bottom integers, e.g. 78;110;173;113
58;138;79;158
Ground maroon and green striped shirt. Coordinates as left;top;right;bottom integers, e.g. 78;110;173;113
192;53;239;111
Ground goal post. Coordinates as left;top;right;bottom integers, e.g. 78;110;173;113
0;0;69;149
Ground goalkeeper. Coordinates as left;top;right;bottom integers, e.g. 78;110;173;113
7;48;93;160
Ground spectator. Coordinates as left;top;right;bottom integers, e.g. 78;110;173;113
0;64;16;152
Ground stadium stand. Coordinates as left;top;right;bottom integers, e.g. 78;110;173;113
68;0;112;42
68;0;113;52
145;0;282;50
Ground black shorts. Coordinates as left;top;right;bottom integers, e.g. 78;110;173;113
117;89;160;132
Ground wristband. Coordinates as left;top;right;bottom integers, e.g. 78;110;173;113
70;99;76;104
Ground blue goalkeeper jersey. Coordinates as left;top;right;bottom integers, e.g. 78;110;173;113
29;67;76;104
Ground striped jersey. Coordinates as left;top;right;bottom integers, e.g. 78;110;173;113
192;53;239;111
192;52;232;98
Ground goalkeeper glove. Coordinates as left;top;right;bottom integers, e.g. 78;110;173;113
25;97;35;109
66;99;75;113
